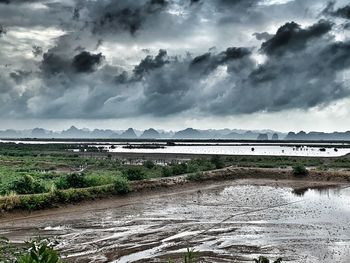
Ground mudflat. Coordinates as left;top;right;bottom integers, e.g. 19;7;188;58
1;173;349;262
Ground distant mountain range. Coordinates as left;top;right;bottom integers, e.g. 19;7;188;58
0;126;349;140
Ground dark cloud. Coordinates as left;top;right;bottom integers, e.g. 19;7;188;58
1;0;350;121
0;24;6;36
41;52;71;76
261;20;333;56
335;5;350;19
41;49;103;76
190;47;251;74
72;51;103;73
324;2;350;20
90;0;169;35
133;49;169;79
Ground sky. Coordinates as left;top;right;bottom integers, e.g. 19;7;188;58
0;0;350;132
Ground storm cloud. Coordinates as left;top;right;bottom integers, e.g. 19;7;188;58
0;0;350;123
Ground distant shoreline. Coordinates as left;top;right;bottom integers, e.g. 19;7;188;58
1;138;350;145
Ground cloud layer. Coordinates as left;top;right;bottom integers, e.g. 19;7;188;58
0;0;350;123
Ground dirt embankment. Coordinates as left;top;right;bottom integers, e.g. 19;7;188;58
131;166;350;191
1;166;349;218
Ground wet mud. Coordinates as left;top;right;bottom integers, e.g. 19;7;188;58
1;179;350;262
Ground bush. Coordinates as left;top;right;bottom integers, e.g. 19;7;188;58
210;155;225;169
84;173;118;187
123;167;146;181
171;163;188;175
161;166;173;177
143;160;155;169
114;177;131;194
55;173;87;189
292;164;309;177
187;163;200;173
186;172;204;182
11;175;46;195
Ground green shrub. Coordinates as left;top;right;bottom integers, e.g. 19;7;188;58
187;163;200;173
11;175;46;195
210;155;225;169
19;194;54;210
123;167;146;181
55;173;87;189
143;160;155;169
161;166;173;177
65;173;87;188
114;177;131;194
171;163;188;175
292;164;309;177
84;173;117;187
186;172;204;182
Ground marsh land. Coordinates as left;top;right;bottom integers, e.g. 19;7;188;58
0;141;350;262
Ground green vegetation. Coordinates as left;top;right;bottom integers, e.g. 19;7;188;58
123;167;147;181
292;164;309;177
0;183;128;211
0;237;62;263
211;155;225;169
0;142;349;211
114;176;132;194
253;256;282;263
186;172;204;182
11;175;46;195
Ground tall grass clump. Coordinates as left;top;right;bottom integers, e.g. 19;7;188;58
292;164;309;177
114;177;132;194
123;167;146;181
11;175;46;195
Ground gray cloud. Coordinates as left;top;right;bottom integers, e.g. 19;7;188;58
324;2;350;20
133;49;169;79
261;20;333;56
72;51;103;73
86;0;169;35
0;0;350;123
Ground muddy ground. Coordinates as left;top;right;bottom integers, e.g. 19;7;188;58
1;175;350;263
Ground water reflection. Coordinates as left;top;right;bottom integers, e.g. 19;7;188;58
292;185;342;196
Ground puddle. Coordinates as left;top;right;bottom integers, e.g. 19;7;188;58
2;182;350;262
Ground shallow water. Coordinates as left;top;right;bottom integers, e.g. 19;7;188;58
1;182;350;262
108;144;350;157
1;140;350;157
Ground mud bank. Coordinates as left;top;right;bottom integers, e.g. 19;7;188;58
1;166;350;216
1;178;350;263
131;166;350;192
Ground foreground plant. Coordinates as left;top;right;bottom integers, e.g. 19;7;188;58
0;237;63;263
253;256;282;263
168;248;198;263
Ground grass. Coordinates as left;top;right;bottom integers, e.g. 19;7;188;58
0;142;349;211
0;183;127;212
